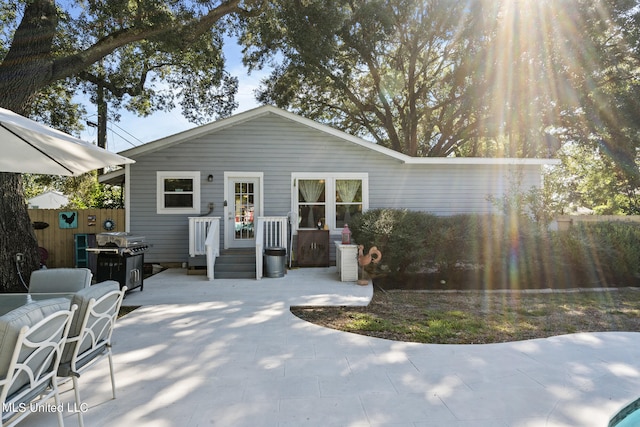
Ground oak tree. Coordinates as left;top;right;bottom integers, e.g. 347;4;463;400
0;0;259;291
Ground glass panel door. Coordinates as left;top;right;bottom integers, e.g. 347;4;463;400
226;175;261;248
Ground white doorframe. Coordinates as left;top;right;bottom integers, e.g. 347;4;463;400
223;172;264;249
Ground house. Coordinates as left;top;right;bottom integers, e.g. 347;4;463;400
104;105;558;278
27;190;69;209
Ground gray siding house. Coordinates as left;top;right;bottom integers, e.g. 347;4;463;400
109;106;556;270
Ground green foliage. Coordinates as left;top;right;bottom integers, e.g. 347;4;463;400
244;0;640;165
486;169;565;227
544;143;640;215
22;174;58;200
63;1;241;124
26;81;87;134
90;184;124;209
23;172;123;209
350;209;440;274
556;222;640;281
350;208;640;287
345;313;398;333
243;0;490;156
425;213;551;287
1;0;249;119
431;214;508;273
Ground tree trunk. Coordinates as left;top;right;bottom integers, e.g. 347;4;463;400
0;0;57;111
0;0;57;292
0;174;40;292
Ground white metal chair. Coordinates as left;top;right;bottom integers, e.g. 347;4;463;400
29;268;92;293
58;281;125;427
0;299;76;427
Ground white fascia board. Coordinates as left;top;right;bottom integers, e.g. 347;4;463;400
402;157;561;165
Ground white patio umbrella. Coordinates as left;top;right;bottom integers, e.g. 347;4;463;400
0;107;134;176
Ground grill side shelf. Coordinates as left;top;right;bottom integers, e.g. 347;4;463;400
86;248;120;254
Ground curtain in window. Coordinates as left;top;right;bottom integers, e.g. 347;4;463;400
336;180;360;203
299;180;324;227
336;180;361;223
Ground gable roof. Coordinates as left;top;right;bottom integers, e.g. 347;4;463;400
120;105;558;166
27;190;69;209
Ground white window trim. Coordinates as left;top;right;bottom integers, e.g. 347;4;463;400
292;172;368;233
157;171;201;214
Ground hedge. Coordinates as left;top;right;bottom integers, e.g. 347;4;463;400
350;209;640;287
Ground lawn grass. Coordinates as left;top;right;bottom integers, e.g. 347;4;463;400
290;288;640;344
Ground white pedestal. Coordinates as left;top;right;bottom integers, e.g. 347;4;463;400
334;241;358;282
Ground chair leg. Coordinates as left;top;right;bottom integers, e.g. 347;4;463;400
53;382;65;427
108;351;116;399
72;376;84;427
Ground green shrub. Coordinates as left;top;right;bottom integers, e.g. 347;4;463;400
553;222;640;283
456;214;552;288
432;214;545;278
352;208;640;288
350;209;439;273
431;214;486;272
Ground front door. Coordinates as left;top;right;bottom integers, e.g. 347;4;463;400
224;173;263;249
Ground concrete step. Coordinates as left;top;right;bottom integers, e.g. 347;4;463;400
216;255;256;265
215;270;257;279
214;249;256;279
220;248;255;256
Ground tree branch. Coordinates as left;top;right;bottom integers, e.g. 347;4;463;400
50;1;244;85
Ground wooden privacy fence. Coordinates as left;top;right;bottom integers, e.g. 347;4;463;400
556;215;640;231
28;209;126;268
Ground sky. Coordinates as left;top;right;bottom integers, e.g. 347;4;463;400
80;38;270;154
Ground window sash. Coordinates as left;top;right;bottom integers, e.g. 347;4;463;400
164;178;194;193
157;172;200;214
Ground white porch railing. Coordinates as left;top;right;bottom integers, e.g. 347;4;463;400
255;216;288;280
188;217;220;281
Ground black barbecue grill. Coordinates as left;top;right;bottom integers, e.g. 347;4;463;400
87;232;149;292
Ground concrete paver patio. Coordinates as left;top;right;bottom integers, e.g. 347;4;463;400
25;267;640;427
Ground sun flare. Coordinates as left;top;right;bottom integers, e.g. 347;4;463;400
478;0;618;157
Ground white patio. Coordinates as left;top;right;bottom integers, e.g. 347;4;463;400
24;267;640;427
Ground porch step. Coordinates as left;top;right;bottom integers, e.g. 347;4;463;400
215;249;256;279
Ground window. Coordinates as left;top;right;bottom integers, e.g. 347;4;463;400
293;173;368;231
298;179;326;229
157;171;200;214
335;179;363;228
